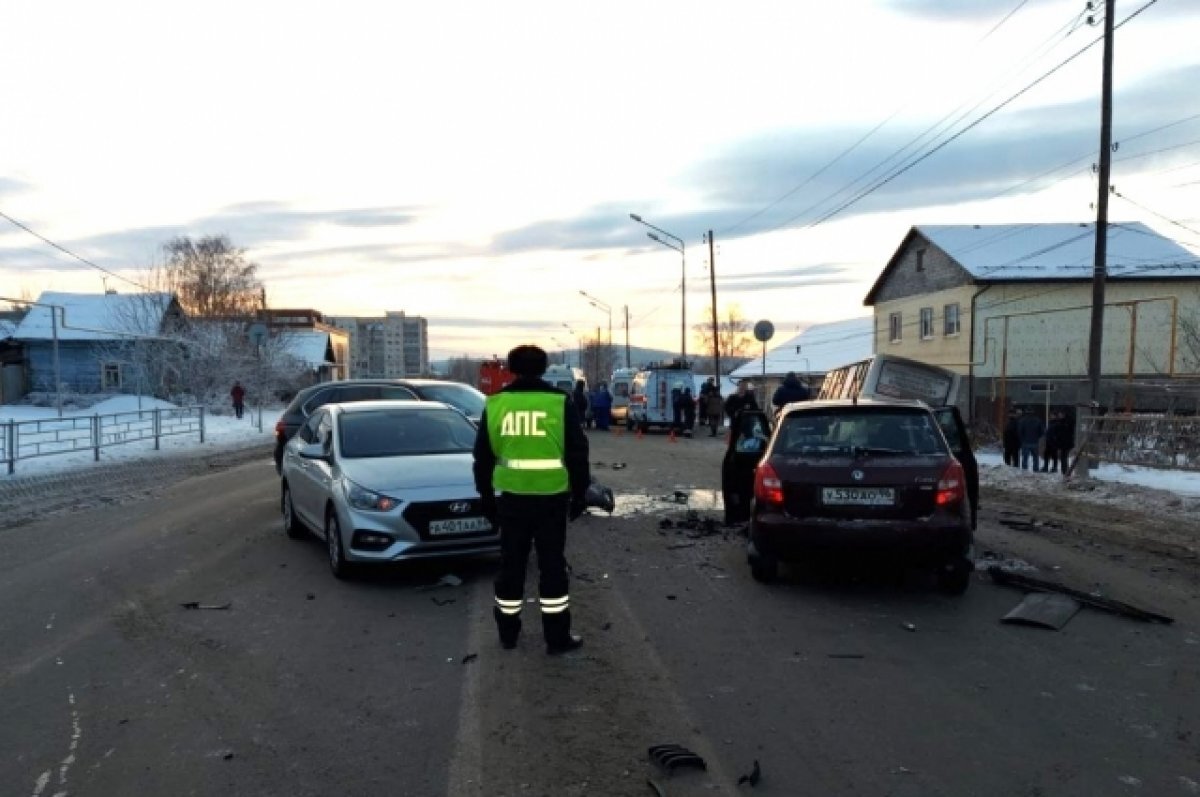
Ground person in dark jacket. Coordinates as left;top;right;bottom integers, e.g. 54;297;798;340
670;381;685;432
1017;407;1045;471
1042;411;1064;473
571;380;590;429
771;372;810;415
473;345;591;655
722;408;770;525
724;381;759;425
1002;409;1020;467
680;386;696;434
1056;409;1077;474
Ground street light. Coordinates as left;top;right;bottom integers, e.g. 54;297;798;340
560;324;581;367
550;336;569;365
579;290;613;374
629;213;686;363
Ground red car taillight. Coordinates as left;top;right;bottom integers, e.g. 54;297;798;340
754;462;784;507
936;459;965;506
274;420;287;440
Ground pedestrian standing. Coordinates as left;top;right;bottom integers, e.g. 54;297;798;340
1017;407;1045;471
230;381;246;419
705;389;724;437
681;386;696;434
571;380;590;429
1042;411;1063;473
473;345;590;655
1002;409;1020;467
591;383;612;431
724;381;759;426
670;381;685;432
1058;409;1076;474
771;371;810;416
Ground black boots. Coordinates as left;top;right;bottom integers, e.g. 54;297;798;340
546;634;583;655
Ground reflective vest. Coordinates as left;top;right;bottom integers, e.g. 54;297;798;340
486;391;569;494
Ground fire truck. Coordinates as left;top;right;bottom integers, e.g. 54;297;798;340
478;359;516;395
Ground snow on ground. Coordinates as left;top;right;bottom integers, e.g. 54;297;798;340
1;395;277;478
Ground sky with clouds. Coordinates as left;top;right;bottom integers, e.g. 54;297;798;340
2;0;1199;359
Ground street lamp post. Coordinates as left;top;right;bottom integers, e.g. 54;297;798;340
629;213;686;364
561;324;581;368
579;290;613;377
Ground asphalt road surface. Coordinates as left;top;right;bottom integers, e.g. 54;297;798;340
2;433;1198;796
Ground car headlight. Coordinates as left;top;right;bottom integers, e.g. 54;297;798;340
345;479;399;512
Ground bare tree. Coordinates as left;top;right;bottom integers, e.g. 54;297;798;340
693;304;753;361
157;235;264;317
445;357;482;386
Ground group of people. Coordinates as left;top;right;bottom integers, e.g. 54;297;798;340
571;380;614;430
1002;406;1075;473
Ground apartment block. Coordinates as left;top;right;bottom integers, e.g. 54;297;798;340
326;311;429;378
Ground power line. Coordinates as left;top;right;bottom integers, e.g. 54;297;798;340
721;0;1072;239
0;207;153;292
766;0;1160;236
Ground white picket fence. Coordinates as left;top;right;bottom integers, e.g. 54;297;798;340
1;406;206;475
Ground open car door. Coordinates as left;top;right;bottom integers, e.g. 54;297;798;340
721;408;773;525
933;406;979;529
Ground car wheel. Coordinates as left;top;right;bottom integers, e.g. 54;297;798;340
281;484;305;539
750;556;779;584
326;509;353;580
936;558;973;595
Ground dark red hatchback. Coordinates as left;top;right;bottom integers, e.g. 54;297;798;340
746;398;977;593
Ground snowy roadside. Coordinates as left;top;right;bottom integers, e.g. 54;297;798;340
1;396;278;529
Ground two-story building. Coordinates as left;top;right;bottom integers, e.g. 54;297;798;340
865;222;1200;421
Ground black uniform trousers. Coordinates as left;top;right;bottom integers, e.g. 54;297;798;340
493;492;571;645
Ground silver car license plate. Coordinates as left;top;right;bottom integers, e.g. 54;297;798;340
429;517;492;535
821;487;895;506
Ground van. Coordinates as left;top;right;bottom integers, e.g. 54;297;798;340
544;364;586;394
609;367;637;424
626;361;697;432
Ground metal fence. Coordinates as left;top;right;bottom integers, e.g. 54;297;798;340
1078;413;1200;472
1;406;206;474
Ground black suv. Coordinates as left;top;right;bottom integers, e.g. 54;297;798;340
272;379;485;472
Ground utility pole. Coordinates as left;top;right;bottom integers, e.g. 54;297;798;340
706;231;720;385
623;305;630;368
1086;0;1116;404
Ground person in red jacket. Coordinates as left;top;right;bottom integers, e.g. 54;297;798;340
230;381;246;419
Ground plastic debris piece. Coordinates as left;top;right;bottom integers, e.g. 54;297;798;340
648;743;707;773
988;566;1173;624
180;602;232;611
901;622;917;632
1001;592;1081;630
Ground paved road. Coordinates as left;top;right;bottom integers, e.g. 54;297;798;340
3;436;1198;796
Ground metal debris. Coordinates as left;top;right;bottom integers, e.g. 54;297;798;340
1001;592;1082;630
988;566;1173;624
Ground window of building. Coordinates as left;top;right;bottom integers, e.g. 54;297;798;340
920;307;934;340
944;303;961;336
889;312;902;343
916;248;926;272
102;362;122;390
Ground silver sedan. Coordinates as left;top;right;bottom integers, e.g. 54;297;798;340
279;400;498;578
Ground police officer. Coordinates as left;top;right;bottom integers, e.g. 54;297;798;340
473;345;591;655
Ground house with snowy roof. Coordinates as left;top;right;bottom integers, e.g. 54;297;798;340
13;291;185;395
729;316;874;394
865;222;1200;417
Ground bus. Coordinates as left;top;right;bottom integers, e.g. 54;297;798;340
817;354;960;407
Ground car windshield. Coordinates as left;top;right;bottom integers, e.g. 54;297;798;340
338;408;477;458
411;383;486;419
776;409;945;456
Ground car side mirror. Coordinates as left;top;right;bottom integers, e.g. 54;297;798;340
299;443;330;462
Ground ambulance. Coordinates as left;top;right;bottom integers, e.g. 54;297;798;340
609;367;638;424
625;361;697;432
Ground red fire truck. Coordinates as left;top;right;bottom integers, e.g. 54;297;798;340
478;359;516;395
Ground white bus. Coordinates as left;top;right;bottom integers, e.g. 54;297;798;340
817;354;960;407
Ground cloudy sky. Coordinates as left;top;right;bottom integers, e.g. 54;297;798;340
2;0;1199;359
